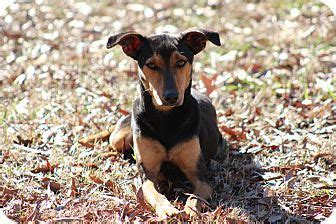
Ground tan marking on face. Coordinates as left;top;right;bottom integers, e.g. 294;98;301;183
170;51;191;106
140;54;166;108
140;51;191;110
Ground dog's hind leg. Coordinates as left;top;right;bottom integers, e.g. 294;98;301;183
78;114;133;150
109;114;133;152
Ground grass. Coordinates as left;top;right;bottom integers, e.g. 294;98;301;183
0;0;335;222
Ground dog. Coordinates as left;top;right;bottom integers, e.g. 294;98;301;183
107;29;223;218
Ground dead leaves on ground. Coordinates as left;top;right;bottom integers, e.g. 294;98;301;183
41;178;62;193
200;73;218;95
31;159;58;174
220;125;247;141
1;0;335;222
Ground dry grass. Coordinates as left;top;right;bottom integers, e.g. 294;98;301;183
0;0;335;222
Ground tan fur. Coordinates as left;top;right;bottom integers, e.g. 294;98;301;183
141;180;179;218
169;137;213;215
139;51;191;111
109;126;132;152
170;51;191;105
134;136;179;217
140;54;165;107
134;135;212;216
133;137;167;178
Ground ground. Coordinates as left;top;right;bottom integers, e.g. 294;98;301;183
0;0;335;223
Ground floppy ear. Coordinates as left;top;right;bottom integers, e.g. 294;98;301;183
181;29;221;55
106;32;146;59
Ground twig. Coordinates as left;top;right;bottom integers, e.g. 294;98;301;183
13;144;51;155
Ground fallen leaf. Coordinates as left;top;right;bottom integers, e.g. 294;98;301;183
13;135;33;146
200;73;218;95
90;175;104;185
136;187;152;212
31;159;57;174
73;163;98;169
225;108;234;116
118;109;130;116
69;177;79;197
105;180;116;190
0;186;18;195
220;125;246;141
41;178;61;192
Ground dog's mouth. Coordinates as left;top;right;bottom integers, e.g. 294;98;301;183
152;95;183;110
162;99;183;107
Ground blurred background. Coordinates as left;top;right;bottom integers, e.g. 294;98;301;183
0;0;335;222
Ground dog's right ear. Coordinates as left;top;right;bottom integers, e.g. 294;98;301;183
106;32;146;59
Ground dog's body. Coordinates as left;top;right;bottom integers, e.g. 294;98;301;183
107;29;222;218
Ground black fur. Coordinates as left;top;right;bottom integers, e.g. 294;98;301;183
131;33;221;161
107;30;222;162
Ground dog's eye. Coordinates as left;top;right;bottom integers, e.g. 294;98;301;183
146;62;158;70
176;60;186;68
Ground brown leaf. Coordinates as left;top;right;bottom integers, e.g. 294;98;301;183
224;108;234;116
100;151;118;159
212;205;224;217
0;186;18;195
247;63;262;73
13;135;33;146
118;109;130;116
200;73;218;95
73;163;98;169
136;187;152;212
70;177;79;197
220;125;246;141
31;160;57;174
255;107;262;115
90;175;104;185
2;30;23;40
104;180;114;190
41;178;61;192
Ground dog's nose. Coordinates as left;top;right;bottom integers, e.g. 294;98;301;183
163;90;179;104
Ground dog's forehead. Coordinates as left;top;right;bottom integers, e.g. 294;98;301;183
147;33;180;52
145;33;194;62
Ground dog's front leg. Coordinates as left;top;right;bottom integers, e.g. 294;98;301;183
169;137;213;216
134;137;179;218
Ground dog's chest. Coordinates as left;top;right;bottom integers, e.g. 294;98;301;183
133;99;200;150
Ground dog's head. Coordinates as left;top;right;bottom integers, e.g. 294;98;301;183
106;29;220;110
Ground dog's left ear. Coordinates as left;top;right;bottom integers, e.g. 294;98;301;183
181;29;221;55
106;32;146;59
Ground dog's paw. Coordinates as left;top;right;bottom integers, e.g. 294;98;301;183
156;202;179;219
184;197;201;217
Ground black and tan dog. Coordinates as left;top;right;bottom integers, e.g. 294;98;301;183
107;29;223;218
